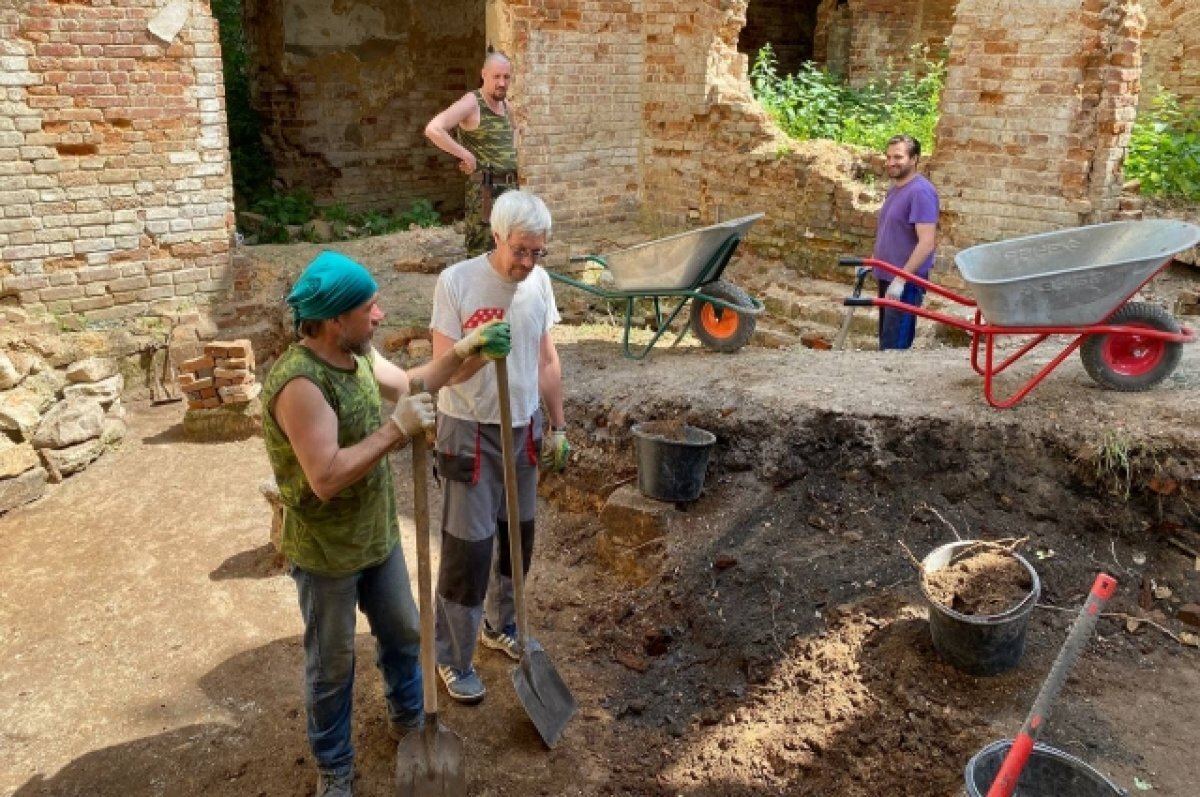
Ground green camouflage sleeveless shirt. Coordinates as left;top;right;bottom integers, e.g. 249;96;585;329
457;90;517;172
260;344;398;576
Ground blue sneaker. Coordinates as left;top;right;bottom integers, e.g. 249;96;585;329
480;621;521;661
437;664;486;704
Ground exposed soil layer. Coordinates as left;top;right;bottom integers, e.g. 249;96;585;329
924;548;1036;616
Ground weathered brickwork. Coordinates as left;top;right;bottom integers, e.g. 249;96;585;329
0;0;233;335
489;0;643;232
927;0;1145;249
244;0;484;215
1140;0;1200;107
844;0;955;86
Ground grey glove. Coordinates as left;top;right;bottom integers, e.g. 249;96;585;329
391;392;435;436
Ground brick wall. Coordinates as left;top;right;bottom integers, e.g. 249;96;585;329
492;0;642;232
244;0;484;216
928;0;1145;250
1140;0;1200;107
846;0;955;86
0;0;233;332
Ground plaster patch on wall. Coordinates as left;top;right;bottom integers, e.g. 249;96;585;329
148;0;191;44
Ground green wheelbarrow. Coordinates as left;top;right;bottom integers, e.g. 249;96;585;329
550;213;765;359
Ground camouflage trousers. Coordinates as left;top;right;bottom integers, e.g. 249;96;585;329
463;178;517;256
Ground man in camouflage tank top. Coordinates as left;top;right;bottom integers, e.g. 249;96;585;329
426;52;519;255
261;251;511;797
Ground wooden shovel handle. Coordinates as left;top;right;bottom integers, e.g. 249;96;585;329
409;379;437;716
494;358;530;651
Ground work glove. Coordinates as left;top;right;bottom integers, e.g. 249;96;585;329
453;319;511;360
391;392;436;436
541;429;570;473
885;277;906;301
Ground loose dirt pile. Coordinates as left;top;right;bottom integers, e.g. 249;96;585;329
924;548;1035;616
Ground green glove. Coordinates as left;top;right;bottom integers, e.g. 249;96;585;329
453;319;511;360
541;429;570;472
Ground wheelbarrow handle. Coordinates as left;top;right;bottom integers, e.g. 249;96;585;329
839;256;865;266
844;297;875;307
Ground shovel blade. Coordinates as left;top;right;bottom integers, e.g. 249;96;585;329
394;721;466;797
513;648;577;749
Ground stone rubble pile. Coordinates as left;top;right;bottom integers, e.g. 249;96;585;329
0;352;127;515
178;339;260;409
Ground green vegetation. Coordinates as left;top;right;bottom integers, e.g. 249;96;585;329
212;0;275;210
248;191;443;243
1126;89;1200;202
750;45;945;155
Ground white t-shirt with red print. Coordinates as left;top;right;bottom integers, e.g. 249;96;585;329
430;253;560;425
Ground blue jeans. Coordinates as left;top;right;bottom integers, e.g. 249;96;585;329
290;544;422;776
878;279;926;350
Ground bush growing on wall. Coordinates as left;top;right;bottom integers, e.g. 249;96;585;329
1125;90;1200;202
751;45;944;155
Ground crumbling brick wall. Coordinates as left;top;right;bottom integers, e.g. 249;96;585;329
1140;0;1200;108
0;0;233;333
244;0;484;215
490;0;642;231
927;0;1145;250
843;0;955;86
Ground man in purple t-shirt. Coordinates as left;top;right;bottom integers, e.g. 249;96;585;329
871;134;939;349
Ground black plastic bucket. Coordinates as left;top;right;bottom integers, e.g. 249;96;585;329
964;739;1128;796
631;422;716;502
920;541;1040;676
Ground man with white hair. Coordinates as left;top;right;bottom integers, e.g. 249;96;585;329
428;190;570;704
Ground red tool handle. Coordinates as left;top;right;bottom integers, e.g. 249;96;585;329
985;572;1117;797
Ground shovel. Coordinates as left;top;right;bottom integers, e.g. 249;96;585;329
395;388;466;796
985;572;1118;797
495;357;578;748
833;266;873;350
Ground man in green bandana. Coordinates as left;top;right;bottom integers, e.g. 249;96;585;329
260;251;510;797
425;52;520;255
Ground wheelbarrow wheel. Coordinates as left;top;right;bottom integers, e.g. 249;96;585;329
689;280;756;353
1080;301;1183;392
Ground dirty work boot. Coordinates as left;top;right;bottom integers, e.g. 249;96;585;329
437;664;486;705
316;770;353;797
480;620;521;661
387;710;425;741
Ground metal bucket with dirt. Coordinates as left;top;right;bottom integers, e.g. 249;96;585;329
631;421;716;502
964;739;1128;796
921;541;1040;676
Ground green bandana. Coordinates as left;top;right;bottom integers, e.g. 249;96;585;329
287;251;378;330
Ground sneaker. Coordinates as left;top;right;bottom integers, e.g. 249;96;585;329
436;664;486;704
387;710;424;741
480;621;522;661
316;770;353;797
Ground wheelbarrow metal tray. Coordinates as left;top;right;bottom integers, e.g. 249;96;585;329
955;219;1200;327
604;214;764;291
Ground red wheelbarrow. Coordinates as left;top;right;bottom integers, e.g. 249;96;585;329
840;219;1200;408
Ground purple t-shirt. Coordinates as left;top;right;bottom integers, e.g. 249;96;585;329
872;174;939;280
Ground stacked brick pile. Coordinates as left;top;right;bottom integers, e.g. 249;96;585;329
179;340;260;410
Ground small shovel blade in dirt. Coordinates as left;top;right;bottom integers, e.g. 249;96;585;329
512;641;578;749
396;421;467;796
495;358;578;749
395;721;466;797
